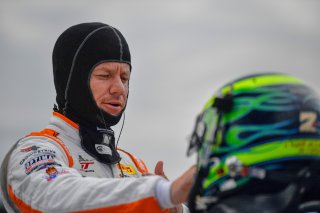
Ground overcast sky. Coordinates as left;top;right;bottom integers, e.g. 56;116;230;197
1;0;320;179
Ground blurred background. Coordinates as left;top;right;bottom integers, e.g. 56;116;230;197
0;0;320;184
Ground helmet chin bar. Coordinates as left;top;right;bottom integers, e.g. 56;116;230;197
192;157;320;212
206;183;300;213
200;181;320;213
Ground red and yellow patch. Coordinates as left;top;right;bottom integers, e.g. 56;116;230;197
117;163;136;175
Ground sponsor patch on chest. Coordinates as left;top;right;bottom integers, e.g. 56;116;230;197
78;155;95;173
117;163;137;176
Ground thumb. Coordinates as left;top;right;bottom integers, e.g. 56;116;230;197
154;161;164;176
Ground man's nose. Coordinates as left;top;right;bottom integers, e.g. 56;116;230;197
109;76;125;95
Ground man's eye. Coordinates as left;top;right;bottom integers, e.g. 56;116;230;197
121;77;129;82
96;74;110;79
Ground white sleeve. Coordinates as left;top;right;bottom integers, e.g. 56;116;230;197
155;178;174;209
155;179;191;212
5;137;167;212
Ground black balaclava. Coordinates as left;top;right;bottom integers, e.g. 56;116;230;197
52;22;131;164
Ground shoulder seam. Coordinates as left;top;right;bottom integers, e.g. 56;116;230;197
27;131;74;167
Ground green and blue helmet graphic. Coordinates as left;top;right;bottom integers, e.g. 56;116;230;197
187;73;320;209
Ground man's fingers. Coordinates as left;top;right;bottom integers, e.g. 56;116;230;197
154;161;164;176
154;161;169;180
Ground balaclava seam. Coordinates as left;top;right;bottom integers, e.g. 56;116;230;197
110;27;124;61
63;25;110;114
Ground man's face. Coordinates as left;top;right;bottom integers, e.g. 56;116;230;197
90;62;130;116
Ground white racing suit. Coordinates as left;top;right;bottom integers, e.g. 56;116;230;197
0;112;181;212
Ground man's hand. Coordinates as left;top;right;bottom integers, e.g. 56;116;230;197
142;161;196;212
141;160;168;179
170;165;196;205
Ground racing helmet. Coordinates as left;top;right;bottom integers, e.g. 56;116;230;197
187;73;320;212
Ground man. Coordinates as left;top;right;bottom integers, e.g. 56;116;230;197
187;73;320;213
0;22;195;212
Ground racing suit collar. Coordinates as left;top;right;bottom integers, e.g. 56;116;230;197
47;112;80;143
49;111;121;165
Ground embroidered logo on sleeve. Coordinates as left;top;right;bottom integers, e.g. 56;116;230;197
22;149;58;175
25;154;55;174
45;166;69;181
20;145;40;152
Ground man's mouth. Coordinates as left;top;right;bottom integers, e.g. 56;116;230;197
107;101;122;108
101;101;123;115
108;103;120;107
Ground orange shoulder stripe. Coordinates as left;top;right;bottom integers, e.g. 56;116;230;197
73;196;168;213
8;185;42;213
28;129;74;167
117;148;149;173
